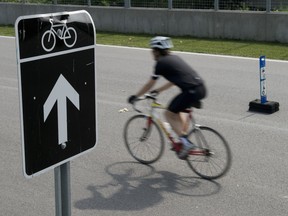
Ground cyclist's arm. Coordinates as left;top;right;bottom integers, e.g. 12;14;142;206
154;81;174;93
135;78;157;97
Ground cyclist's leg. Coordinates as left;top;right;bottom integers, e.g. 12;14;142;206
164;110;183;136
164;92;189;136
164;111;188;135
166;87;205;158
165;92;194;156
180;85;206;136
166;84;206;135
180;112;190;135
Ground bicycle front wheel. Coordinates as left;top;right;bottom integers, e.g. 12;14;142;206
186;126;232;180
123;114;164;164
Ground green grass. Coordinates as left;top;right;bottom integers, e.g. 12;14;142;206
97;32;288;60
2;25;288;60
0;25;14;36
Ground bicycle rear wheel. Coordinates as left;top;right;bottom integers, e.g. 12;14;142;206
186;126;232;180
123;114;164;164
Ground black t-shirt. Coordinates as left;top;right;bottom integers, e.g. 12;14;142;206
153;55;203;90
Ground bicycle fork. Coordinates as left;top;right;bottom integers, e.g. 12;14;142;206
139;116;153;142
47;29;53;43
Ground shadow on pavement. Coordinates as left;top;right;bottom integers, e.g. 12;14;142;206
74;161;221;211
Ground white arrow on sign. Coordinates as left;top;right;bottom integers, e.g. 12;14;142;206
43;74;80;145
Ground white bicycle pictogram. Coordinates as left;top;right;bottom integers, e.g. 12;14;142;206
41;18;77;52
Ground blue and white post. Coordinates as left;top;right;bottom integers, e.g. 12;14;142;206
259;56;267;104
249;55;279;113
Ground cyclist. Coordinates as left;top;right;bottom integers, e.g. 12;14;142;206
128;36;207;159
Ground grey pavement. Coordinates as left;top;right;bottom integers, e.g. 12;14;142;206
1;36;288;215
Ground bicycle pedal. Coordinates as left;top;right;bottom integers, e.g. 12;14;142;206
177;153;188;160
170;147;176;151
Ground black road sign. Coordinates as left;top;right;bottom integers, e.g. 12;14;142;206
15;10;97;178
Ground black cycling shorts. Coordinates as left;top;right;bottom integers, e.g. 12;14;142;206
168;84;206;113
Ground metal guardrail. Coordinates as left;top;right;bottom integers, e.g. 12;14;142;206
1;0;287;12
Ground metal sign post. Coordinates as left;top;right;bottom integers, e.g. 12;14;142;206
55;162;71;216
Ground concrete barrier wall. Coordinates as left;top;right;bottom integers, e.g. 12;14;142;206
1;3;288;43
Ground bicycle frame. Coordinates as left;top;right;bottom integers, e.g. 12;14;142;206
136;95;206;155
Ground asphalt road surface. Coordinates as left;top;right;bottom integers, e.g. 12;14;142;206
1;36;288;216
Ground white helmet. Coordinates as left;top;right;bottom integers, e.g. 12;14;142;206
150;36;173;49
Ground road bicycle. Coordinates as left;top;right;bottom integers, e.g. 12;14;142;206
123;94;232;180
41;18;77;52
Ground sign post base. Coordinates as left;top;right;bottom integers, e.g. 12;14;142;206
249;99;279;114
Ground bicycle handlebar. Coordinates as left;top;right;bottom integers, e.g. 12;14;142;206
131;94;157;113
